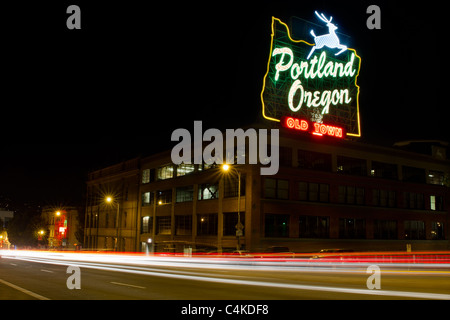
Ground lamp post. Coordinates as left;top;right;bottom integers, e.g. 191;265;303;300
106;196;121;252
222;164;243;250
38;230;45;249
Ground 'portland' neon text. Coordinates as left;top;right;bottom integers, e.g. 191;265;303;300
273;48;356;114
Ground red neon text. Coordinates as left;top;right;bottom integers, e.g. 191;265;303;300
313;123;343;138
282;116;344;139
285;117;308;131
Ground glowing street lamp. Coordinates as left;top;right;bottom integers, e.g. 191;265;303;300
222;164;243;250
105;196;121;252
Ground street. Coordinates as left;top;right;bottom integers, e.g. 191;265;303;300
1;251;449;300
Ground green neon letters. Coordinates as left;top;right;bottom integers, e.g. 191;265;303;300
274;48;356;115
273;49;356;81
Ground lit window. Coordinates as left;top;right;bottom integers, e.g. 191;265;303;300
157;165;174;180
142;169;151;184
198;184;219;200
157;190;172;205
176;164;195;177
142;192;153;206
141;216;151;234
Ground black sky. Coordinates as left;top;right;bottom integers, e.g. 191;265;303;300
1;0;446;206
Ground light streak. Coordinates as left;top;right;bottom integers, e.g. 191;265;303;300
2;250;450;300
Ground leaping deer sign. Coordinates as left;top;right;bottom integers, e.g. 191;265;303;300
307;11;347;60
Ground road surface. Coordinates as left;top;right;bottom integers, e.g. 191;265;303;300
1;251;449;301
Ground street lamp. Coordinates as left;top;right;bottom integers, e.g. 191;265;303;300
105;196;121;252
222;164;243;250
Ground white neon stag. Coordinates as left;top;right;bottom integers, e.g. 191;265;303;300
307;11;347;60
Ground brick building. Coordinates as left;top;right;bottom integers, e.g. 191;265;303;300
84;130;449;253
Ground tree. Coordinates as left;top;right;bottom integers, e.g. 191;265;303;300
7;210;46;248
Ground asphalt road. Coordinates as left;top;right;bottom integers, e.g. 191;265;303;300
1;252;449;301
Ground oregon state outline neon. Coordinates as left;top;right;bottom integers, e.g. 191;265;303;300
261;16;362;138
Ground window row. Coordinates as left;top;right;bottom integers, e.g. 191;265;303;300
142;163;219;184
142;177;246;206
264;214;445;240
280;148;446;185
141;155;446;187
141;213;245;236
263;178;444;210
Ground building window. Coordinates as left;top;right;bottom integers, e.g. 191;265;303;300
142;192;153;207
176;186;194;203
265;178;276;199
198;183;219;200
157;164;174;180
223;212;245;236
176;163;195;177
298;150;332;172
337;156;367;176
430;195;436;211
142;169;151;184
428;170;445;185
431;222;445;240
298;182;329;202
156;216;171;235
175;215;192;236
402;166;426;184
371;161;398;180
265;214;289;237
430;195;443;211
338;186;365;205
198;162;216;171
404;220;425;240
372;189;396;207
404;192;424;210
157;189;172;205
264;178;289;199
279;146;292;167
223;175;246;198
339;218;366;239
141;216;152;234
374;220;397;239
197;214;218;236
299;215;329;238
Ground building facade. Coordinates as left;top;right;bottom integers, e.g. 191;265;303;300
41;206;80;250
84;130;449;253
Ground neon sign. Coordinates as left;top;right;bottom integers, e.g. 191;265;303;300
307;11;348;59
261;15;362;138
282;116;344;138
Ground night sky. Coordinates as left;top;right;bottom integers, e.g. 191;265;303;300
1;0;446;207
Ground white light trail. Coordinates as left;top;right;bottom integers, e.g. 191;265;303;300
1;250;450;300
